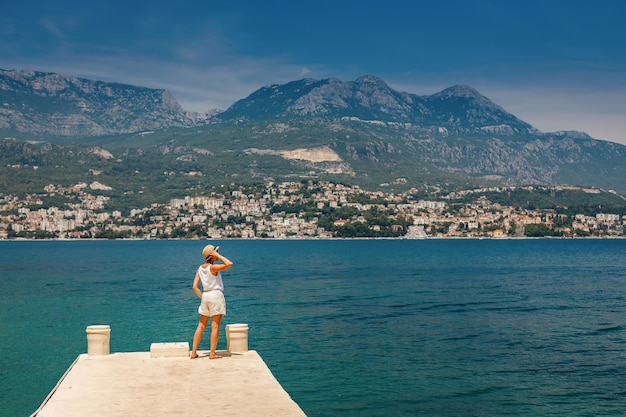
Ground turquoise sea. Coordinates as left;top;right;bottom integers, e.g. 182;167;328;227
1;239;626;416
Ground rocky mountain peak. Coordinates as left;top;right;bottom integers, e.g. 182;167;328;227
435;84;482;98
354;74;389;87
0;68;206;139
0;70;570;141
430;84;499;108
218;75;534;134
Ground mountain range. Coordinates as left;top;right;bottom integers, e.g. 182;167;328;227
1;68;625;201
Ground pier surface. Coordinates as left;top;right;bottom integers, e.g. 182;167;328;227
32;350;307;417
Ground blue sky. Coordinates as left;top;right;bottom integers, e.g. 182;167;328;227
2;0;625;145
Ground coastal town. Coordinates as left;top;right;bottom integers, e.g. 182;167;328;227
1;180;624;240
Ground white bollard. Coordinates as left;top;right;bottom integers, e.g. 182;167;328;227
226;323;249;354
86;325;111;356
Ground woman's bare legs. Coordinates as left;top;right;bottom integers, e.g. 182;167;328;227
210;314;223;359
191;314;209;359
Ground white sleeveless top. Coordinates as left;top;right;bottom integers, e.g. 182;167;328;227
198;265;224;291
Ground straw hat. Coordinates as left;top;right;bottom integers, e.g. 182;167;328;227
202;245;220;260
202;244;220;260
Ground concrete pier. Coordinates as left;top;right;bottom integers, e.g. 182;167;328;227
31;349;307;417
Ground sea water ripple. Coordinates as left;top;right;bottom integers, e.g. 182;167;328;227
1;239;626;416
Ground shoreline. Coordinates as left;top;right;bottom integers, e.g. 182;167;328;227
2;235;626;242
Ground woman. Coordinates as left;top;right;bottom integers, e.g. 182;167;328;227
191;244;233;359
